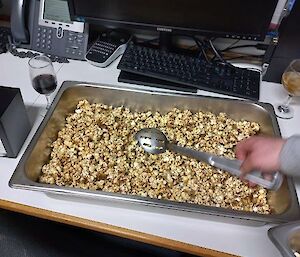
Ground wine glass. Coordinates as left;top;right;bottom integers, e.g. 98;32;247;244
275;59;300;119
28;55;57;110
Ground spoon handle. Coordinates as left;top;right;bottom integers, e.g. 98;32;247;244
209;155;283;191
167;143;283;191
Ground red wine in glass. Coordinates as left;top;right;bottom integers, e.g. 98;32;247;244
29;55;57;110
32;74;57;95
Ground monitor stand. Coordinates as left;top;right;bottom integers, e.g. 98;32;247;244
118;71;197;93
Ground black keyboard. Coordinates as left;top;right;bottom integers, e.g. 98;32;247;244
0;26;11;54
118;43;261;100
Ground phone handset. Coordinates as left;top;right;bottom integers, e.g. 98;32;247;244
11;0;29;44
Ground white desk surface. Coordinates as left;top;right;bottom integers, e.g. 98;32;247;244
1;52;300;257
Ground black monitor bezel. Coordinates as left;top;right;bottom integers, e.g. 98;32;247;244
67;0;277;41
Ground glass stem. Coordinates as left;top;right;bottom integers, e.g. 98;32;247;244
45;95;51;110
281;95;292;110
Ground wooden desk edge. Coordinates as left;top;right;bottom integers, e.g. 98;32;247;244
0;199;239;257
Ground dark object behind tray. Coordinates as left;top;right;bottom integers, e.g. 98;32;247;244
0;86;31;157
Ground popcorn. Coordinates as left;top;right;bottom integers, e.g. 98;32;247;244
39;99;270;214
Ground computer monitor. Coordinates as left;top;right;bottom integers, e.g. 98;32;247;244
67;0;279;41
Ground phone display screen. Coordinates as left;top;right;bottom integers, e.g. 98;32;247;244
43;0;72;24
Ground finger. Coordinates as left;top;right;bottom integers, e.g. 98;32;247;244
235;137;255;160
243;171;273;188
248;181;257;188
239;156;256;176
235;148;246;161
263;173;273;181
239;175;257;187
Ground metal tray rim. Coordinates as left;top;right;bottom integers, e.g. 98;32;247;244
9;81;300;225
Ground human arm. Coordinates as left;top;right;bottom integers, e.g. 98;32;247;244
279;135;300;176
235;135;300;178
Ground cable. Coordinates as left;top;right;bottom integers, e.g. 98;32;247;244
192;36;210;62
168;33;210;63
207;39;232;66
222;43;268;52
220;39;240;52
224;54;264;61
247;67;262;73
133;33;264;71
134;36;159;46
222;44;255;52
204;38;238;69
208;39;223;60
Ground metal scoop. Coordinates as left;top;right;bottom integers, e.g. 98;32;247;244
135;128;283;191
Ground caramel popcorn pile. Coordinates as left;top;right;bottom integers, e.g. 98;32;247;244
39;100;271;214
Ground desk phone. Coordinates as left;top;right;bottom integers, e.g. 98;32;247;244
10;0;88;60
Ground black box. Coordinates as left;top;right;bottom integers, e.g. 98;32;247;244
0;86;31;157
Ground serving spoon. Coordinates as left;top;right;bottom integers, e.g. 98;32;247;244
135;128;283;191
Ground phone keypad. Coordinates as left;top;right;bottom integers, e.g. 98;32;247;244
33;26;87;59
35;27;53;50
65;32;85;57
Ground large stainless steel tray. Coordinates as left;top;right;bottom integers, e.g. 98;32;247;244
268;221;300;257
9;81;300;225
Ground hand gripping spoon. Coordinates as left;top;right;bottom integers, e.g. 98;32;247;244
135;128;283;191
